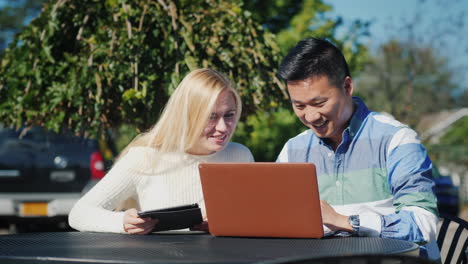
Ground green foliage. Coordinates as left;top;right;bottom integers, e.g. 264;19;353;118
440;117;468;146
428;116;468;167
113;123;139;153
0;0;372;161
233;107;306;161
0;0;286;136
242;0;304;34
275;0;334;52
236;0;371;160
427;145;468;168
253;0;371;77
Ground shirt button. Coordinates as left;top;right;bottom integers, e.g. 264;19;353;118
336;181;340;186
328;153;333;158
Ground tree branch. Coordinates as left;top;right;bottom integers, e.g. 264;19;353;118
76;14;89;40
122;3;133;39
138;4;148;32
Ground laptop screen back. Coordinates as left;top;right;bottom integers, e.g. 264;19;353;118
199;162;323;238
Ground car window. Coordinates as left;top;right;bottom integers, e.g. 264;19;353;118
0;125;115;162
20;127;47;143
0;128;19;140
0;129;17;149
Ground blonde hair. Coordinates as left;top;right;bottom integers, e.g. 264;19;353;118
120;68;242;158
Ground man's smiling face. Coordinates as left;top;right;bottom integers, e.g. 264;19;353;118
287;75;355;149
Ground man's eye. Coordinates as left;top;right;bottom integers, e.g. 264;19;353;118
314;101;326;107
209;114;217;120
294;105;305;109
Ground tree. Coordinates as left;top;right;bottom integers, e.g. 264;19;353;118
355;0;468;123
0;0;286;136
244;0;371;76
355;40;459;127
0;0;372;161
242;0;304;34
234;0;371;161
455;90;468;108
353;0;468;202
233;108;306;161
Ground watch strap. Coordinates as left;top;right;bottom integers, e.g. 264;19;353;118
348;214;360;236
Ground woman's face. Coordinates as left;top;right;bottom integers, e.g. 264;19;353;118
189;90;238;155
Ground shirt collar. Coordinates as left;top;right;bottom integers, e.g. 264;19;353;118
347;96;370;139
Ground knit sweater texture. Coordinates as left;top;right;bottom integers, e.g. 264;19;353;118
68;142;254;233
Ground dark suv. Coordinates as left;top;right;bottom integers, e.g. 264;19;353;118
0;125;114;232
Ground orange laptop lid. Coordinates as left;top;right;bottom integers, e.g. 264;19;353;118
198;162;323;238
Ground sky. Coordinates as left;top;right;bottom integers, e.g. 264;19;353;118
325;0;468;84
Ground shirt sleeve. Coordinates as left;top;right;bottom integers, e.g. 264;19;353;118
379;127;438;244
276;141;289;162
68;147;154;233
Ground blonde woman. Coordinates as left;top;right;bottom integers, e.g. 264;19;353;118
68;69;254;234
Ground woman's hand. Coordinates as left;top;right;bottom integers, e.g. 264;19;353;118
190;216;209;232
320;200;352;232
190;221;209;232
123;208;158;235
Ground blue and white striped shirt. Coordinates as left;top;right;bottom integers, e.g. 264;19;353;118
277;97;440;260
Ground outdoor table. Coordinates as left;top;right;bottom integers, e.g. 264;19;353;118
0;231;419;264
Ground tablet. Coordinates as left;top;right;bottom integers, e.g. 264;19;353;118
138;203;203;231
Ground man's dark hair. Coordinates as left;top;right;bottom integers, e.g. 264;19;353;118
278;37;351;88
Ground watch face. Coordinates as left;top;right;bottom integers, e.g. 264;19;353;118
349;215;360;225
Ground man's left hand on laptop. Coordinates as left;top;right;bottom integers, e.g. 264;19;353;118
320;200;353;233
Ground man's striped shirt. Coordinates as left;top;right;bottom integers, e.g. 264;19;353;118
277;97;440;260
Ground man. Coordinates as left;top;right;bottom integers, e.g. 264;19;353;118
276;37;439;260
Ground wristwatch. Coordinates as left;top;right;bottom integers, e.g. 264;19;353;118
348;215;360;236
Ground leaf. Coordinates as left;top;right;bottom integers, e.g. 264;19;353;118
105;0;118;7
184;56;198;71
43;45;55;63
122;89;137;101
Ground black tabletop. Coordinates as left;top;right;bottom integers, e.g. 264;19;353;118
0;231;419;264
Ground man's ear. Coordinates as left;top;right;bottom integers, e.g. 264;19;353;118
343;76;354;96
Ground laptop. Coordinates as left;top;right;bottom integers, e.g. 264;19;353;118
198;162;323;238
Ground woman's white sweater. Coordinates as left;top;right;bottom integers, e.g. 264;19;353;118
68;142;254;233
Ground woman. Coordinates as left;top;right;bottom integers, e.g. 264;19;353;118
68;68;254;234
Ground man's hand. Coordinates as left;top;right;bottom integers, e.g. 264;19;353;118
320;200;353;232
123;208;158;235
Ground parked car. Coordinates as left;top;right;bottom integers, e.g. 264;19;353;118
0;125;115;232
432;166;460;216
